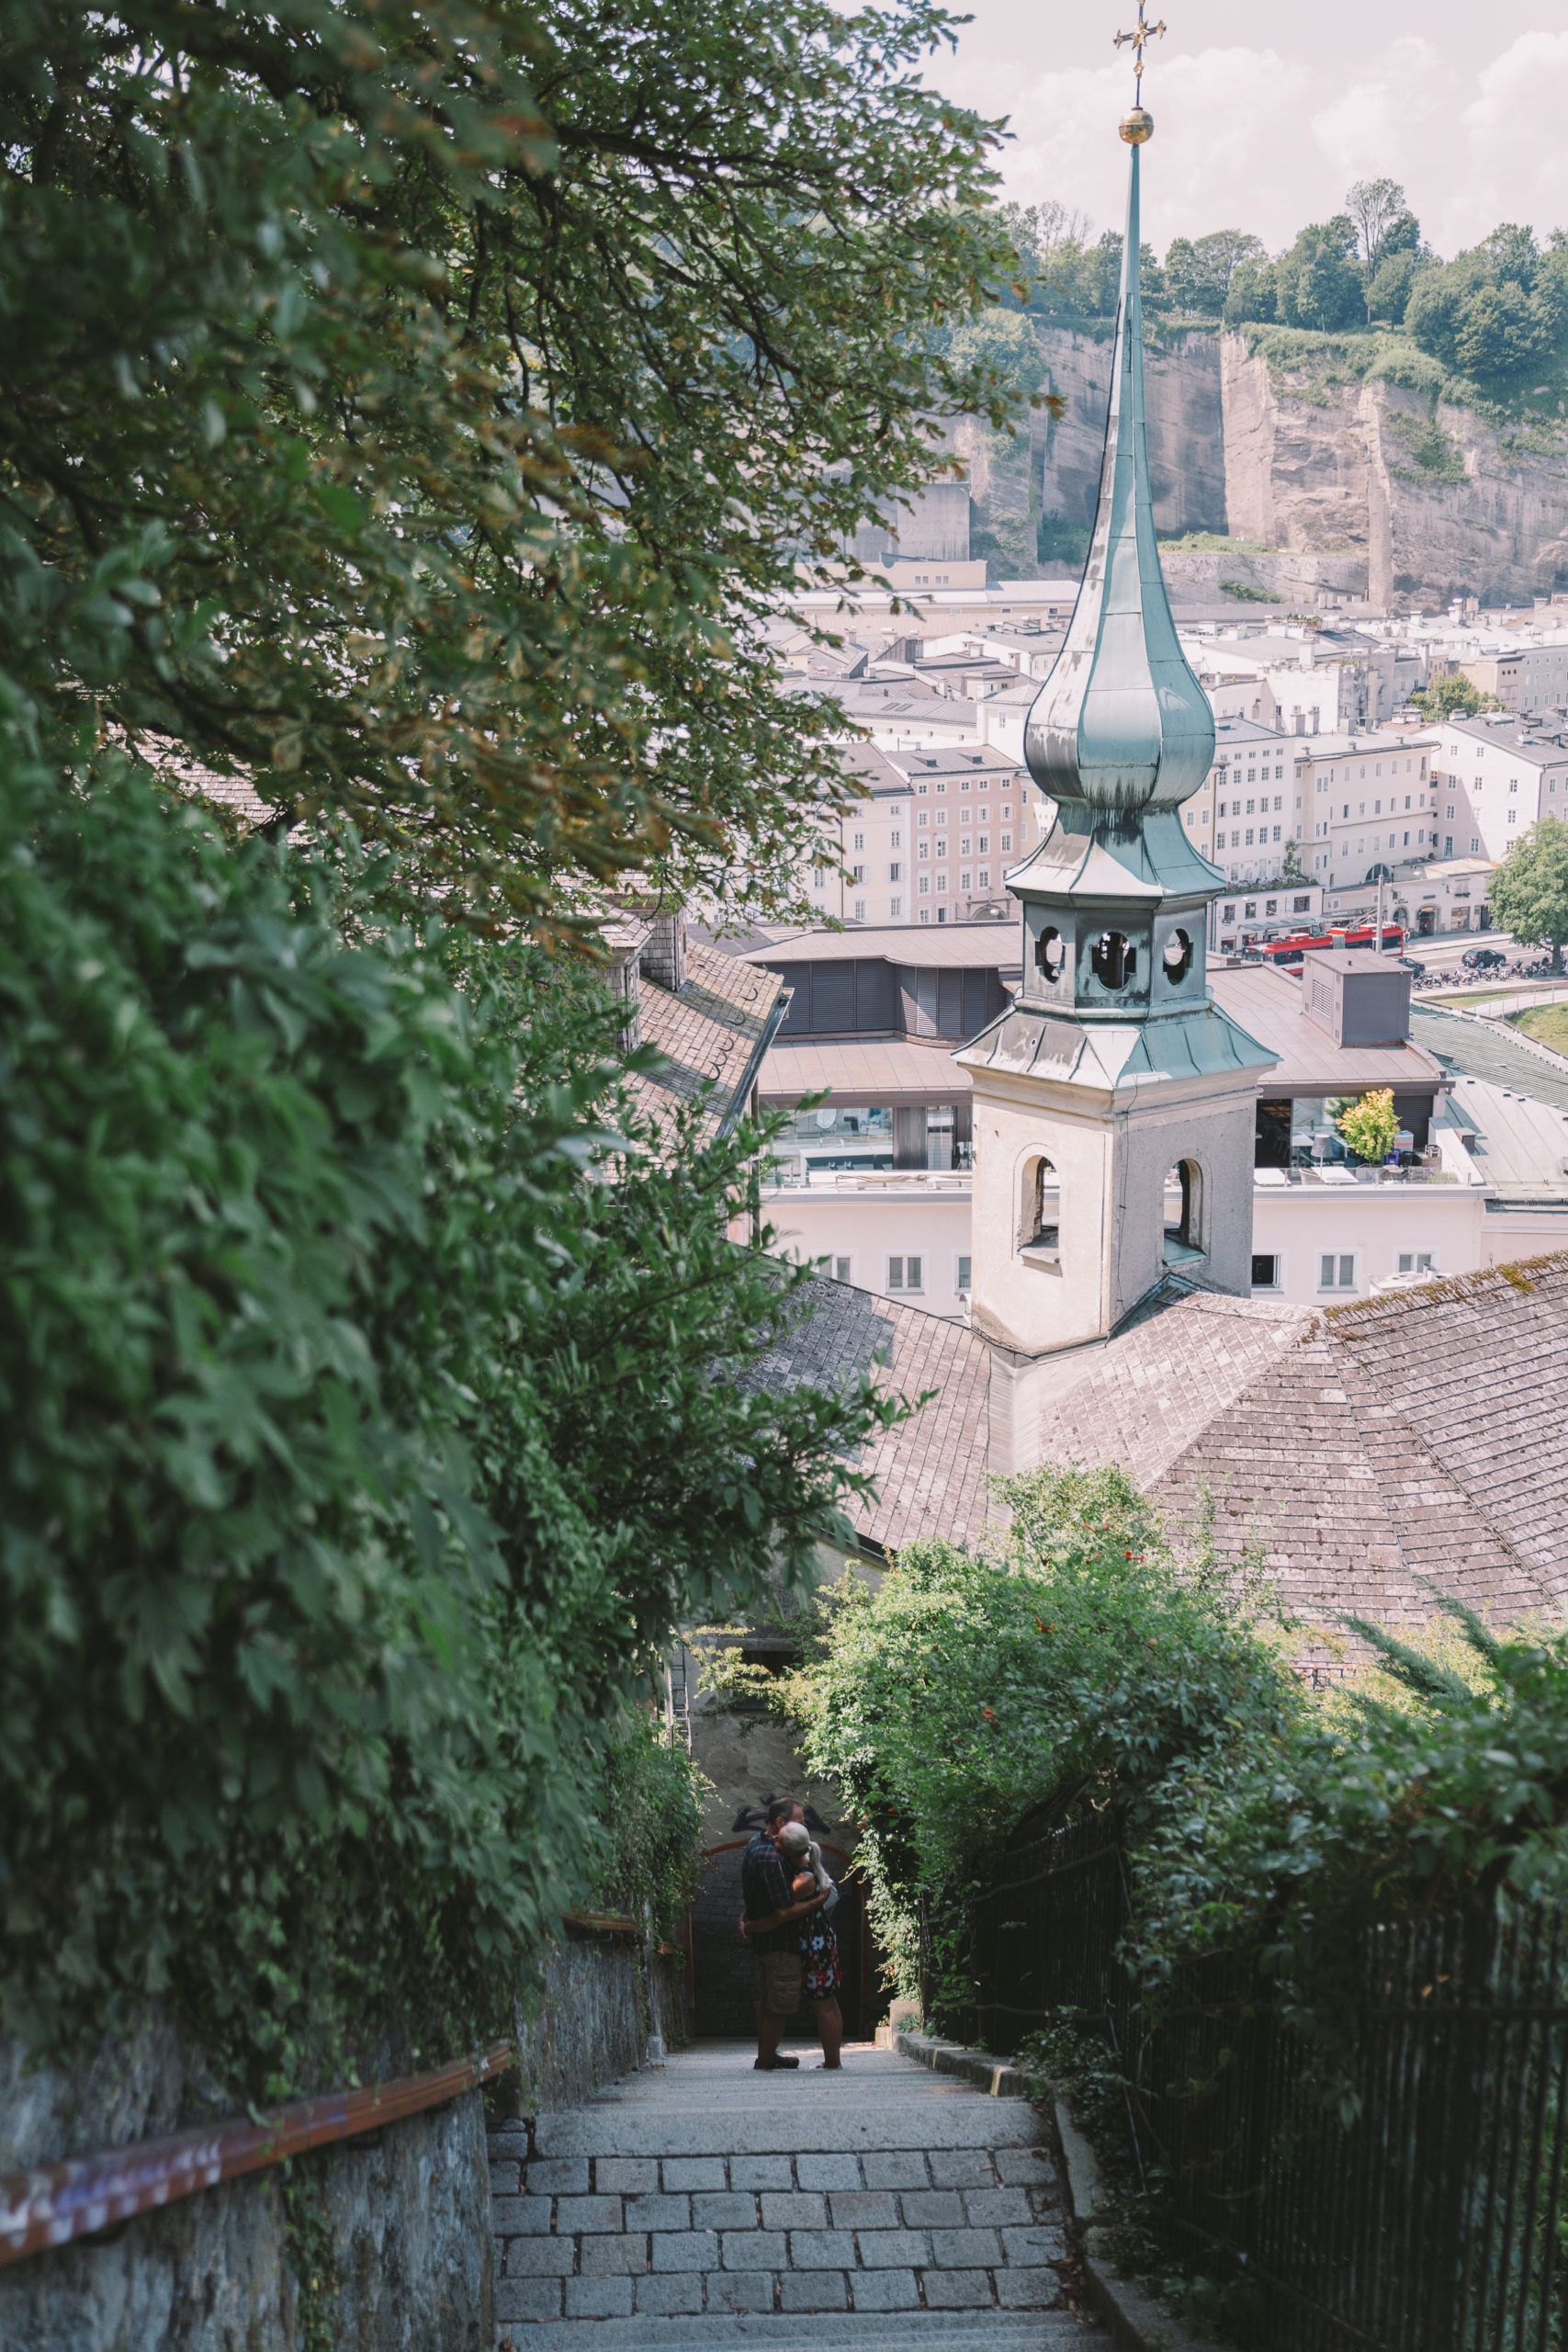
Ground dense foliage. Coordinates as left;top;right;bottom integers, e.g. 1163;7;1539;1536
0;720;895;2092
0;0;1016;925
767;1466;1299;2007
1488;815;1568;971
766;1466;1568;2040
999;170;1568;401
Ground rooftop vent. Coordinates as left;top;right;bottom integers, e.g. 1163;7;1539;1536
1300;949;1412;1048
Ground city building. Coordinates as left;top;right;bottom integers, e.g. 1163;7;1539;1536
1430;712;1568;863
1295;727;1438;885
794;743;1039;927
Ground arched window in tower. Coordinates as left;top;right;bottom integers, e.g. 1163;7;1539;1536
1034;925;1066;983
1163;1159;1203;1262
1020;1155;1060;1255
1161;927;1194;984
1090;930;1135;989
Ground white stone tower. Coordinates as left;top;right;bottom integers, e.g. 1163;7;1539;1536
957;53;1275;1361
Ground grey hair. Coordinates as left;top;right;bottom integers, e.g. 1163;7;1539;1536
776;1822;812;1857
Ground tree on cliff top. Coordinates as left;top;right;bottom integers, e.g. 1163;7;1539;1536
1488;815;1568;973
0;0;1016;927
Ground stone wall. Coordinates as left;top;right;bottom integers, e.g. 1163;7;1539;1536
0;2041;491;2352
502;1933;684;2117
1;1935;679;2350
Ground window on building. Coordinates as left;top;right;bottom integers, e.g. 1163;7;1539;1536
1246;828;1255;845
833;1256;852;1284
1251;1253;1280;1288
1000;832;1012;851
919;875;930;894
889;895;902;918
956;1255;972;1294
852;899;866;921
918;809;929;826
919;908;931;923
1272;825;1281;842
1470;835;1480;853
977;834;989;853
852;832;865;849
1509;810;1518;824
888;861;901;882
1319;1253;1356;1290
887;1255;923;1292
1396;1252;1435;1275
890;829;902;847
812;867;825;888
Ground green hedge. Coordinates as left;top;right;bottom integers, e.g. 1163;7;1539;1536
0;722;889;2096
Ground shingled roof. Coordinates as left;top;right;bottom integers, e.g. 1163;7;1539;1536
629;942;784;1145
1153;1254;1568;1624
741;1279;993;1553
759;1255;1568;1628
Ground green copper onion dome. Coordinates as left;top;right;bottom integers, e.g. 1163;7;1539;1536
1022;141;1213;820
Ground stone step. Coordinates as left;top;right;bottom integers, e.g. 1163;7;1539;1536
496;2310;1103;2351
493;2097;1041;2162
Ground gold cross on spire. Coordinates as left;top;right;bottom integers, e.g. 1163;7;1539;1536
1112;1;1167;106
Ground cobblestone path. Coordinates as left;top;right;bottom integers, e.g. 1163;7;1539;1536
488;2037;1113;2349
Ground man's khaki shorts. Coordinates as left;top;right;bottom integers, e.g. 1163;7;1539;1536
756;1951;803;2017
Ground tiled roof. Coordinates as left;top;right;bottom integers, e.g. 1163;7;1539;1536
1152;1255;1568;1622
631;942;784;1143
1032;1286;1313;1491
759;1252;1568;1627
740;1279;993;1553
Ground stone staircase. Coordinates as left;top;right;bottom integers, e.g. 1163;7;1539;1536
488;2039;1111;2349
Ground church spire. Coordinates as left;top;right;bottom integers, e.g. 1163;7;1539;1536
1021;20;1213;854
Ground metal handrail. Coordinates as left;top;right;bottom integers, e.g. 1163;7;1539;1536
0;2040;513;2268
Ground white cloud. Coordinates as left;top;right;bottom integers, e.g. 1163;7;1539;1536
960;29;1568;259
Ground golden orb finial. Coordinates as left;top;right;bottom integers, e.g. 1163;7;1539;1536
1120;107;1154;144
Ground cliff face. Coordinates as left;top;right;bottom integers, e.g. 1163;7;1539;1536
1221;339;1568;608
964;321;1568;606
1033;323;1228;539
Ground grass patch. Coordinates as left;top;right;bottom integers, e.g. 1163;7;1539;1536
1221;579;1283;604
1513;1001;1568;1055
1157;531;1272;553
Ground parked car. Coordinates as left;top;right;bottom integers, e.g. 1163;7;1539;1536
1461;946;1507;971
1399;957;1426;978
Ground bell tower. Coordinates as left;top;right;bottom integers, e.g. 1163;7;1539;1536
958;39;1275;1359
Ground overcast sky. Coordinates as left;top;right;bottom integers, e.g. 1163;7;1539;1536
934;3;1568;258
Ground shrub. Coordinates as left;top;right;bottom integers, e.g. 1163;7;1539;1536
0;722;891;2094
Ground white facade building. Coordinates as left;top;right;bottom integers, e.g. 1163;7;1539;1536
1296;728;1438;886
1430;714;1568;864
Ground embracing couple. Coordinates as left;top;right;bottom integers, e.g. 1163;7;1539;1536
740;1797;844;2073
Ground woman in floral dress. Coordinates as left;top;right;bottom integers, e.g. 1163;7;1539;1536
778;1821;843;2069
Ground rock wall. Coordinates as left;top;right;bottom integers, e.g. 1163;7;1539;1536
1220;336;1568;608
1;1936;680;2351
961;319;1568;606
0;2039;490;2352
502;1935;684;2117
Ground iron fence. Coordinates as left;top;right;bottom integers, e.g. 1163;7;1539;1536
935;1820;1568;2352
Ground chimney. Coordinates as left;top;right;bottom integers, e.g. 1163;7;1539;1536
603;919;651;1049
639;904;688;993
